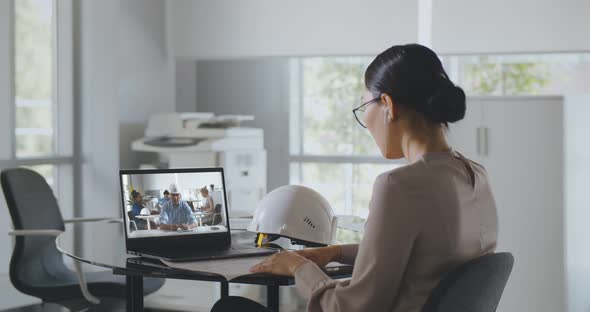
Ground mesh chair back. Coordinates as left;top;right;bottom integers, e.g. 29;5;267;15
1;168;69;298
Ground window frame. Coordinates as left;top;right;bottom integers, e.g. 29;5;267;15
0;0;75;216
288;57;405;217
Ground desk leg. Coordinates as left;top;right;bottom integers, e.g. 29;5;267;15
126;275;143;312
267;285;279;312
146;220;151;230
220;281;229;297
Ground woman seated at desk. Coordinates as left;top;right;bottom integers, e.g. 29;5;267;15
214;44;498;312
159;184;198;231
198;186;215;225
130;190;147;230
199;186;214;212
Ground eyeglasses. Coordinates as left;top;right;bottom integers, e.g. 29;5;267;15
352;97;380;128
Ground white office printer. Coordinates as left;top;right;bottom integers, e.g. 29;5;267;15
131;113;266;217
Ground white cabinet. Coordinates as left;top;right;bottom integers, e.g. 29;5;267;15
447;99;483;162
448;96;565;312
220;150;267;217
563;95;590;312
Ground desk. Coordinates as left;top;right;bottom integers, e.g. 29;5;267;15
56;221;352;312
134;214;159;230
194;211;213;226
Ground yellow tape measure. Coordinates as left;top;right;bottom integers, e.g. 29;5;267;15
256;233;269;247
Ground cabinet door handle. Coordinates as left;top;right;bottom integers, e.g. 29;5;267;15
483;127;489;157
476;127;482;156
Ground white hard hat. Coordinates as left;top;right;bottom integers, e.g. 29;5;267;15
248;185;337;246
169;183;181;195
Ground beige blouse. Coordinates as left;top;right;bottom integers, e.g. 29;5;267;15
294;151;498;312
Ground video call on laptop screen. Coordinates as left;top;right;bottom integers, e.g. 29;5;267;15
121;171;228;239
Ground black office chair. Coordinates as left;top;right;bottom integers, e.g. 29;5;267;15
212;204;223;225
127;210;139;232
421;252;514;312
1;168;165;310
187;200;195;211
202;203;223;226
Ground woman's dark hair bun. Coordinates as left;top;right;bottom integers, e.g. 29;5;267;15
424;80;466;124
365;44;466;126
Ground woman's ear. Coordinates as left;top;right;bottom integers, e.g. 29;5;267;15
380;93;396;122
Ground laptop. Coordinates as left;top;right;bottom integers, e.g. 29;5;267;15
119;167;276;262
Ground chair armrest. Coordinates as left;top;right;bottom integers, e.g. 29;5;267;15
129;220;138;231
8;229;63;237
63;217;119;224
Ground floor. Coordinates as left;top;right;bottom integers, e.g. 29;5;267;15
0;274;306;312
0;302;181;312
0;275;210;312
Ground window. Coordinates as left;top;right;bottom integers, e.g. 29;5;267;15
0;0;74;217
289;57;404;221
444;53;590;96
288;53;590;223
14;0;55;158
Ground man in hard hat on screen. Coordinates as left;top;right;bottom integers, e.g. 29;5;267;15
159;184;197;231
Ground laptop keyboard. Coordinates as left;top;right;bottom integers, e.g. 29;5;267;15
231;244;256;250
160;244;265;258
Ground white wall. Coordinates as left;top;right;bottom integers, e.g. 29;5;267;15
564;95;590;312
119;0;174;122
431;0;590;54
175;60;197;112
171;0;590;58
119;0;175;169
76;0;122;261
0;0;11;161
196;59;291;191
0;0;12;274
171;0;417;111
75;0;176;258
170;0;418;59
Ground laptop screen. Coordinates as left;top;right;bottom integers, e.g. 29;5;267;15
120;169;229;239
